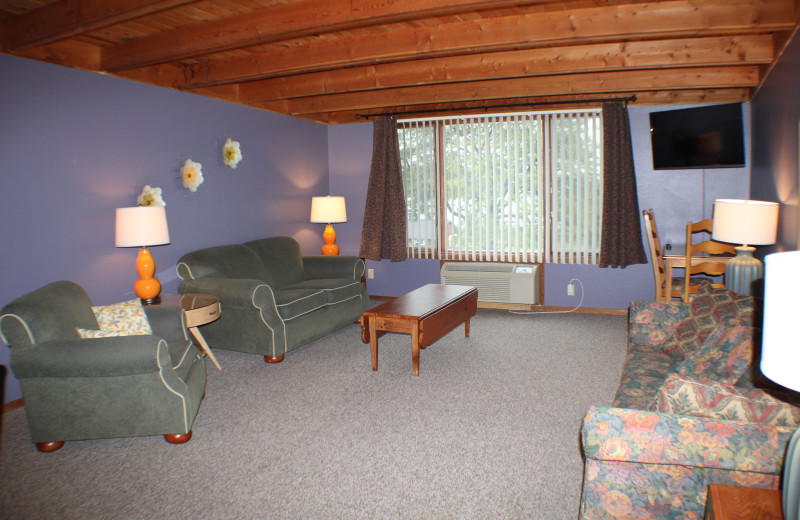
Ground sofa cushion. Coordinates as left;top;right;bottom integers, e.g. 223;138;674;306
654;374;800;427
177;244;270;281
676;317;755;384
273;287;328;321
290;278;364;305
628;300;687;352
76;328;126;339
667;285;754;359
244;237;305;289
613;343;682;409
91;299;153;336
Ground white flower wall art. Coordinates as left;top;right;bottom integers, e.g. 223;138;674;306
137;185;165;207
181;159;204;192
222;138;242;169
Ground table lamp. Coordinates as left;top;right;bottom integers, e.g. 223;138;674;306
711;199;779;295
310;195;347;255
115;206;170;304
759;250;800;520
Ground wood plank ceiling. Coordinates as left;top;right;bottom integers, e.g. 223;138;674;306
1;0;798;124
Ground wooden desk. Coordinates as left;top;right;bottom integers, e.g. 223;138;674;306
360;284;478;376
704;484;782;519
663;245;733;303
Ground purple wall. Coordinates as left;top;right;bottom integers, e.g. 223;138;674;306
1;54;329;403
751;35;800;252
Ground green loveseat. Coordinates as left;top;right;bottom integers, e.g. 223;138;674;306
0;281;206;451
176;236;371;363
579;284;799;519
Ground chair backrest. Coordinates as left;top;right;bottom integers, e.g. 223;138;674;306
642;209;667;302
244;237;305;289
682;220;737;301
176;244;270;282
687;218;714;236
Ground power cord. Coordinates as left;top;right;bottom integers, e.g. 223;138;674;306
510;277;584;315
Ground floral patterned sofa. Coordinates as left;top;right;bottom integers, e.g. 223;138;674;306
579;284;800;519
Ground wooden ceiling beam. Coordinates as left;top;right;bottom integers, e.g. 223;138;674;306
9;37;103;70
239;35;773;102
181;0;795;89
280;66;761;115
317;88;753;124
100;0;558;71
0;0;195;51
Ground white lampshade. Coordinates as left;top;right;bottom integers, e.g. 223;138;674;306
712;199;779;246
760;250;800;391
115;207;170;247
310;196;347;224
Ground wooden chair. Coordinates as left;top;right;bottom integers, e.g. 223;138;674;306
682;219;736;301
642;209;682;303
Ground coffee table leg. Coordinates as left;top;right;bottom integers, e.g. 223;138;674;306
369;315;379;371
465;317;471;337
412;320;421;376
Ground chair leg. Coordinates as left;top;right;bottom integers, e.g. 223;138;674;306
264;354;284;363
36;441;65;452
164;431;192;444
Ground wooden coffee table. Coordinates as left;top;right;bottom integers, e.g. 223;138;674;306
360;284;478;376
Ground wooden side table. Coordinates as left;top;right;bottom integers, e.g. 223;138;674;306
704;484;783;520
160;294;222;370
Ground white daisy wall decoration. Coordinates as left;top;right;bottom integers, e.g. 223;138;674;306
181;159;204;192
137;185;165;207
222;138;242;169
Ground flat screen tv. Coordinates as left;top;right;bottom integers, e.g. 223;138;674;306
649;103;745;170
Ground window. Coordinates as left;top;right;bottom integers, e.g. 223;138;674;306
398;110;603;264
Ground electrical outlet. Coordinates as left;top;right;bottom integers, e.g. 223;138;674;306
567;283;575;296
368;269;374;279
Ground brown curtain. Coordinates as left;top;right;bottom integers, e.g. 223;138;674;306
599;101;647;268
360;116;408;262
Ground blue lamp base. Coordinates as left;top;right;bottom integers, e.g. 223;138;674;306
725;246;763;296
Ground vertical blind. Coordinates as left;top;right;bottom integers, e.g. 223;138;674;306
398;110;603;264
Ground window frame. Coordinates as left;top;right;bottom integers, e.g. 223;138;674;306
398;109;603;264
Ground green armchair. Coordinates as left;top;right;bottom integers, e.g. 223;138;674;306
0;281;206;452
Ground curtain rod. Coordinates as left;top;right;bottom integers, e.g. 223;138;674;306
355;95;637;120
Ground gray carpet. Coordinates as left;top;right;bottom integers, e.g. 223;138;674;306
0;309;627;519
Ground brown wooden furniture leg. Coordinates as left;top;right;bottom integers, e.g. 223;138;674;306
465;317;470;337
188;326;222;370
36;441;65;452
164;431;192;444
412;320;421;376
264;354;284;363
370;315;379;371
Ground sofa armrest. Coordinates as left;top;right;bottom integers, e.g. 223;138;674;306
10;336;172;378
144;303;189;343
628;300;688;351
582;406;792;474
302;255;365;281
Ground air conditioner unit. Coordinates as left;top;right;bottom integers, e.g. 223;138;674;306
440;262;540;305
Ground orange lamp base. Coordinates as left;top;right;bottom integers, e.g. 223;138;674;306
134;247;162;304
321;224;340;255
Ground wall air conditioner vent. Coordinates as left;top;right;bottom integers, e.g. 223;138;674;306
440;262;540;305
